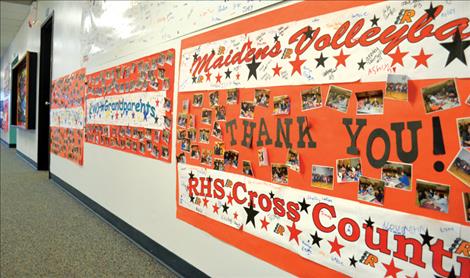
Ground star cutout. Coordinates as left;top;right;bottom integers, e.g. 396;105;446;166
269;191;275;199
328;237;344;257
227;194;234;205
192;76;197;83
246;56;261;80
260;216;270;230
358;59;366;70
447;267;457;278
212;203;219;214
189;171;195;179
205;71;211;81
365;217;374;228
211;49;215;55
287;222;302;245
315;52;328;68
289;55;306;75
412;48;433;68
274;33;279;42
225;68;232;79
272;63;282;76
298;198;311;214
192;52;198;62
425;2;438;20
189;195;195;203
233;212;238;219
154;116;159;124
202;197;209;208
215;73;222;83
222;202;229;213
304;26;314;39
370;15;380;27
244;204;259;228
349;256;357;267
388;47;409;67
440;29;470;66
334;49;350;68
420;228;434;247
310;231;322;247
236;73;240;80
382;258;402;278
406;271;419;278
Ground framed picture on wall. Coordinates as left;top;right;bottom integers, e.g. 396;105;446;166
11;51;37;129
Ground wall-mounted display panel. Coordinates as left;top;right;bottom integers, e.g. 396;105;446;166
11;51;37;129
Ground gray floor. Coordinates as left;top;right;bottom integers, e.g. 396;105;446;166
0;144;176;277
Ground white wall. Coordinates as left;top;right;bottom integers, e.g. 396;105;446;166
1;0;292;276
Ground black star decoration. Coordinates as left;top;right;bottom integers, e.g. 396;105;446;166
222;203;229;214
365;217;374;228
315;53;328;68
420;228;434;247
189;195;195;203
298;198;311;214
188;171;195;179
310;231;322;247
192;76;197;83
225;68;232;79
447;267;456;278
192;52;198;62
349;256;357;268
370;15;380;27
244;204;259;228
246;55;261;80
440;29;470;66
269;191;275;199
274;33;279;42
425;2;438;20
154;116;159;124
304;26;314;39
358;59;366;70
211;49;216;55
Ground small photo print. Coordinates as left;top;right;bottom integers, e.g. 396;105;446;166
214;141;225;156
212;122;223;140
177;113;187;128
193;94;203;107
164;98;172;112
177;129;187;141
161;146;170;159
214;158;225;171
272;164;289;184
457;117;470;148
162;129;170;144
422;79;460;114
224;150;239;168
286;148;300;172
188;114;196;128
190;144;200;159
201;149;213;166
243;161;254;176
357;176;385;206
273;95;290;115
381;161;412;190
254;89;270;107
181;138;190;152
463;192;470;222
301;87;322;111
325;85;352;113
385;74;408;101
187;128;197;141
182;99;190;113
164;116;172;129
199;129;210;144
311;165;334;190
209;91;219;107
176;153;186;163
257;147;269;166
227;88;239;105
240;101;255;119
215;105;226;121
466;95;470;106
448;148;470;186
336;158;362;183
201;109;212;125
356;90;384;115
416;179;449;213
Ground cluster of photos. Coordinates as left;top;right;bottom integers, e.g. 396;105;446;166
51;71;86;108
50;127;84;163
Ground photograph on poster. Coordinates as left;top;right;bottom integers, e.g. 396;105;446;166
336;158;362;183
243;161;254;176
201;149;213;166
385;74;408;101
273;95;290;115
325;86;351;113
240;101;255;119
209;91;219;107
457;117;470;148
193;94;203;107
212;122;223;140
416;179;449;213
357;176;385;205
301;87;322;111
356;90;384;115
381;161;412;191
224;150;239;168
214;158;224;171
214;141;224;156
448;148;470;186
272;164;288;184
286;148;300;172
215;105;226;121
254;89;270;107
464;192;470;223
201;109;212;125
190;145;200;159
257;147;269;166
227;88;239;104
311;165;334;190
199;129;210;144
422;79;460;113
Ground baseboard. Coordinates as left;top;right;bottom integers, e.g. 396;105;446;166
50;173;208;278
0;138;15;148
16;149;37;169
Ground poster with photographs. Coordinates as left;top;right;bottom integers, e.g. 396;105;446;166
85;49;175;163
49;68;86;165
176;1;470;277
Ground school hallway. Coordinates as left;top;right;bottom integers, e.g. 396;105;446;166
0;144;175;277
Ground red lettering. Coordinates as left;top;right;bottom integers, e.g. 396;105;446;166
393;235;425;268
286;201;300;222
429;239;453;277
258;193;272;212
199;177;212;197
273;197;286;217
232;182;247;204
312;203;336;233
338;217;360;242
213;178;225;200
188;178;199;196
364;224;391;255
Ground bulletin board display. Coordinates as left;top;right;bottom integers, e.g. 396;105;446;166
11;52;37;129
0;99;8;132
50;68;86;165
85;49;175;162
176;1;470;277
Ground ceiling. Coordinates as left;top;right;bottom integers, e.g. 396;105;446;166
0;0;33;58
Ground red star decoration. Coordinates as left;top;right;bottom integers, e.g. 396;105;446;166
286;222;302;245
155;99;160;106
289;55;306;76
328;237;344;257
212;203;219;214
412;48;432;68
388;47;409;67
202;197;209;208
115;112;119;119
233;212;238;219
236;73;240;80
382;258;402;278
334;49;350;68
227;194;234;205
215;73;222;83
260;216;270;230
405;271;419;278
205;71;211;81
272;63;282;76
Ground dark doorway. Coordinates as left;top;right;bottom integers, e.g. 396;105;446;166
37;15;53;171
